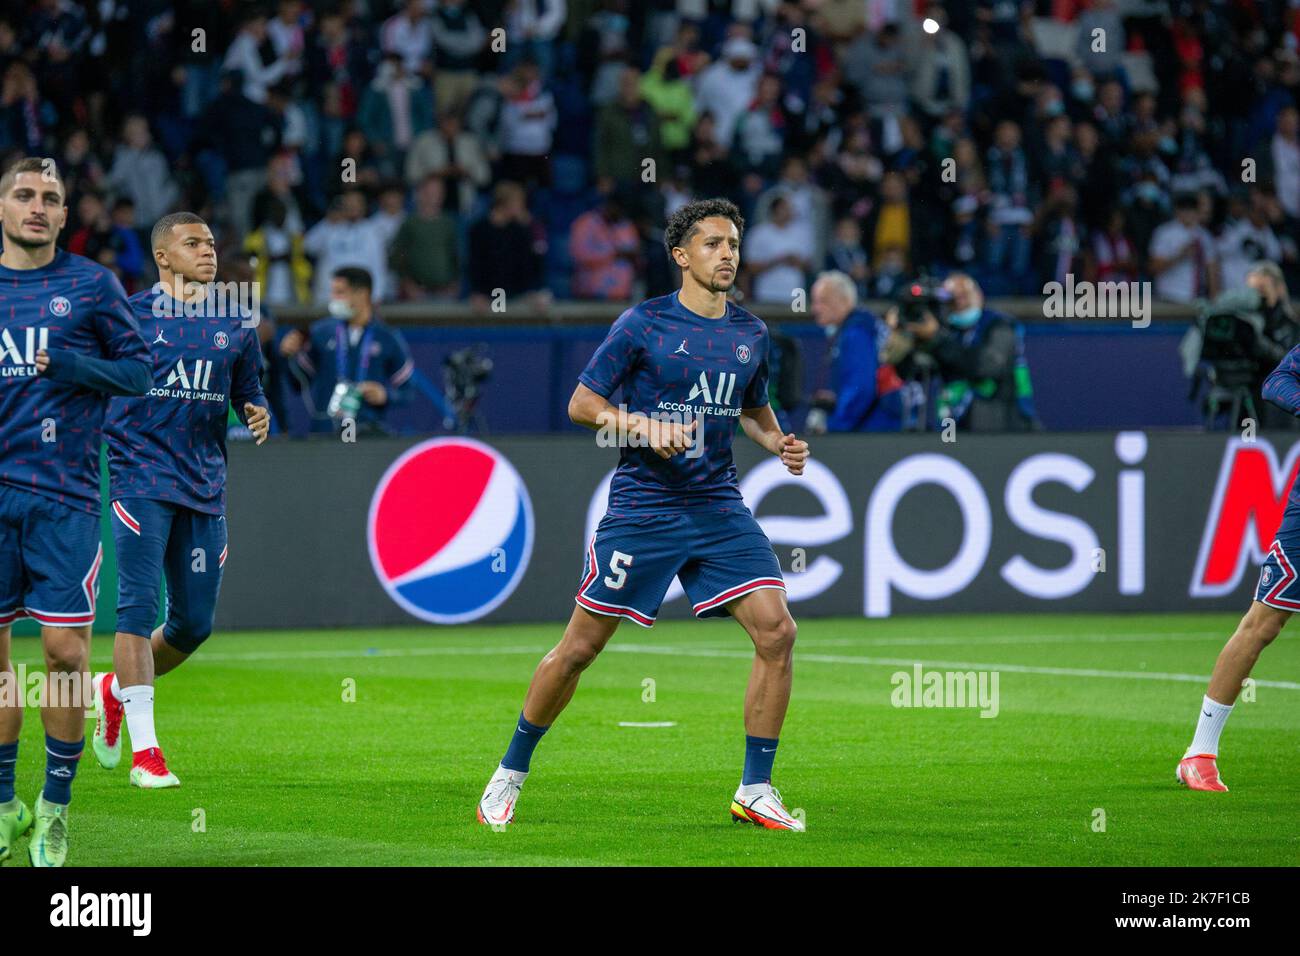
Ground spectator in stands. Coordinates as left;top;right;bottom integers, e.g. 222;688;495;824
808;270;907;433
268;1;307;62
1246;261;1300;428
694;37;761;148
825;216;870;300
503;0;567;80
333;127;383;195
369;181;408;300
430;0;487;116
58;127;104;203
1034;182;1083;288
912;3;970;120
743;194;811;304
842;22;909;121
0;62;56;155
1219;189;1285;294
1150;192;1219;304
223;10;299;105
1074;0;1125;80
380;0;434;77
732;73;788;183
865;170;916;280
279;265;415;435
984;119;1034;293
391;175;460;300
404;109;490;217
358;53;435;179
67;190;143;290
639;48;696;164
304;188;390;303
569;190;640;301
497;60;556;190
106;114;179;231
594;67;663;194
468;180;548;313
1086;207;1138;285
1269;106;1300;222
244;195;313;306
197;69;283;239
253;152;313;238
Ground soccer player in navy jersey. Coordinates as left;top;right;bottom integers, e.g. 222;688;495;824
0;157;151;867
90;212;269;790
478;198;810;830
1178;341;1300;792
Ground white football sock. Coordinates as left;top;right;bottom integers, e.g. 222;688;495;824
1186;695;1233;758
110;673;121;700
119;684;158;752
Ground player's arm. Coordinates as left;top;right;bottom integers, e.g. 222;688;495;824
1262;344;1300;416
232;330;271;445
568;383;696;459
38;275;150;396
740;404;807;476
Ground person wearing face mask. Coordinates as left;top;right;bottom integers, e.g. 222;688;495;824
889;273;1040;432
279;266;415;435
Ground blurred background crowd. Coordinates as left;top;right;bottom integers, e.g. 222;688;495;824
6;0;1300;309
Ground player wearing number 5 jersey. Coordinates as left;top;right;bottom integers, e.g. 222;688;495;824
477;198;810;831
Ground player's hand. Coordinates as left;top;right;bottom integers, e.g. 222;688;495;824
358;381;388;406
34;349;50;374
778;432;808;475
244;403;270;445
279;330;304;357
644;417;698;459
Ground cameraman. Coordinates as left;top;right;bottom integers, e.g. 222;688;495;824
806;271;911;433
280;266;416;435
1248;261;1300;429
888;273;1040;432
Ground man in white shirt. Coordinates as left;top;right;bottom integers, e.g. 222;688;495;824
304;190;390;303
1218;190;1284;293
1271;106;1300;219
381;0;434;75
694;37;761;147
222;11;297;104
744;195;813;303
1150;192;1219;304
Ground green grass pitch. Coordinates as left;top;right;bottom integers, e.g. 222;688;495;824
3;613;1297;866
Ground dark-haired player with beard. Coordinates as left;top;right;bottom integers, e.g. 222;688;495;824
477;198;810;830
0;157;151;867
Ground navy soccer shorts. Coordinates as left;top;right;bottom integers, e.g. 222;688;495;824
1255;517;1300;612
0;484;102;628
574;509;786;627
112;498;227;652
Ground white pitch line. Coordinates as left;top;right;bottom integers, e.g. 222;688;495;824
683;632;1231;650
617;721;677;728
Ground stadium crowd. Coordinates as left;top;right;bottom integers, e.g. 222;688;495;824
4;0;1300;310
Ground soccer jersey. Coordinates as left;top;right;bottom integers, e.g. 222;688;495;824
104;287;267;515
0;249;150;513
578;290;770;515
289;315;414;432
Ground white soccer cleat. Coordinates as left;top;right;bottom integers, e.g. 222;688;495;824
476;765;527;827
730;782;805;831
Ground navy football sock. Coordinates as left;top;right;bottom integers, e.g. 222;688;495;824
743;735;779;785
501;712;549;773
42;735;83;805
0;741;16;803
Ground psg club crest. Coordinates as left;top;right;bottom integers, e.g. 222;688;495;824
367;438;534;624
213;331;230;349
1262;567;1272;587
736;343;751;364
48;296;71;317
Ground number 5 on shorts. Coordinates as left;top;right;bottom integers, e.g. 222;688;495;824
604;550;634;590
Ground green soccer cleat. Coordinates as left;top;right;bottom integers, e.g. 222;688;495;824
129;748;180;789
28;796;70;868
91;672;124;770
0;798;33;864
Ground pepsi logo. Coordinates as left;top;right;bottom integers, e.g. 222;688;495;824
367;438;534;623
736;343;751;364
49;296;71;316
213;331;229;349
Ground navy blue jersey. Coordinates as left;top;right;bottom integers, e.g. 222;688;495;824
578;291;770;515
289;316;414;431
104;288;267;515
0;249;151;513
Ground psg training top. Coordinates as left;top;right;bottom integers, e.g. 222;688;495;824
104;287;268;515
578;290;770;516
0;249;151;514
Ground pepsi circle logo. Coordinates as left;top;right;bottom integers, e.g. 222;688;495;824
368;438;534;623
736;343;751;364
49;296;71;316
213;331;229;349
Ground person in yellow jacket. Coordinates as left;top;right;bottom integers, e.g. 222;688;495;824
242;197;313;305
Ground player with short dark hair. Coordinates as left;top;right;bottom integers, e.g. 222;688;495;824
477;197;811;830
0;157;152;867
89;212;270;790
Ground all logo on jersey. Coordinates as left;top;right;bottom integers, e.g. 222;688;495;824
368;438;534;624
0;327;49;375
48;296;71;317
152;357;225;401
686;370;737;406
736;343;751;364
213;331;229;349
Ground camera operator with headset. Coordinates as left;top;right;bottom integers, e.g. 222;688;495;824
884;272;1041;432
1247;262;1300;429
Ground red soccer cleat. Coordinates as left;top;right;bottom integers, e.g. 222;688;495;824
130;747;180;789
1177;754;1228;792
91;673;124;769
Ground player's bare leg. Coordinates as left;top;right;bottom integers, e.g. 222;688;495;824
28;625;91;866
726;588;803;830
92;626;184;786
0;623;32;863
478;606;620;825
1179;601;1289;791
